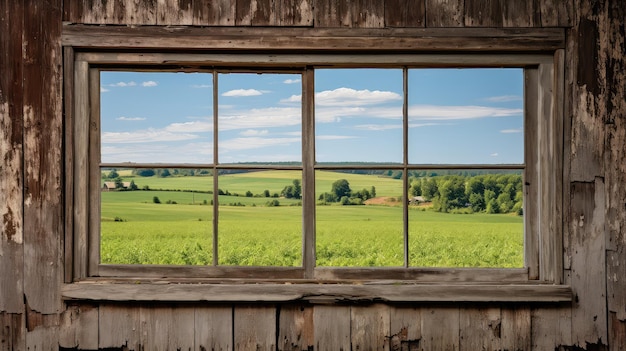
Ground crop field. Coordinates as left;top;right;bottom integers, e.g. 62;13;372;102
101;170;524;268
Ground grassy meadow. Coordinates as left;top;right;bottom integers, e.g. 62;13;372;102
101;170;524;268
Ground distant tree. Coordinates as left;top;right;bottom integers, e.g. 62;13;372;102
107;170;119;179
129;180;138;191
331;179;352;199
153;196;161;204
245;190;253;197
263;189;271;197
114;178;123;189
136;169;155;177
281;179;302;199
159;169;171;178
370;186;376;198
421;178;438;201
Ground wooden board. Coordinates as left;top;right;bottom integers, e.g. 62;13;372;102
351;304;390;350
140;304;196;351
59;304;99;350
459;307;501;350
0;0;25;315
384;0;424;28
313;305;351;350
234;305;276;350
420;307;460;350
98;304;142;350
195;305;234;351
425;0;464;27
389;306;421;351
278;305;314;351
500;307;531;351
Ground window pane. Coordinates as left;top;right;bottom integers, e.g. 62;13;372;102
408;69;524;164
315;69;403;164
218;170;302;266
100;71;213;164
407;170;524;267
100;168;213;265
217;73;302;165
316;170;404;266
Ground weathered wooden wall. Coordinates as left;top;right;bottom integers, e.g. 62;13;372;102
1;0;625;350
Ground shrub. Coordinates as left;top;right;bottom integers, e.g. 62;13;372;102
153;196;161;204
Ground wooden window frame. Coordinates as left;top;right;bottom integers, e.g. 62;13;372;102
62;26;571;302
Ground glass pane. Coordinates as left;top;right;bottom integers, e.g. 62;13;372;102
408;69;524;164
100;168;213;265
316;170;404;266
217;73;302;165
407;169;524;267
315;69;403;164
100;71;213;164
218;170;302;266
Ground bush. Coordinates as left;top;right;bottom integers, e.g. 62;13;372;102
266;199;280;207
153;196;161;204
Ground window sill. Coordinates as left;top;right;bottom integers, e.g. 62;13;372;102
62;280;572;303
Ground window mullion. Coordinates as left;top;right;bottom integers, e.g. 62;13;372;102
403;67;409;268
302;67;316;279
212;71;219;267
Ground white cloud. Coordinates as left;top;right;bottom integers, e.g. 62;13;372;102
116;116;146;121
354;124;402;131
102;129;199;143
220;137;300;151
219;107;301;130
316;135;357;140
408;105;522;121
192;84;212;89
490;153;499;157
500;128;523;134
109;81;136;87
164;120;213;133
240;129;269;137
283;79;301;84
283;88;402;107
100;87;110;93
102;142;213;164
222;89;264;97
142;81;158;87
484;95;522;103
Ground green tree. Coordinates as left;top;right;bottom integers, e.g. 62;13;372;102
114;177;123;189
107;170;119;179
129;180;138;191
245;190;253;197
370;186;376;198
153;196;161;204
331;179;352;199
421;178;438;201
263;189;271;197
159;169;171;178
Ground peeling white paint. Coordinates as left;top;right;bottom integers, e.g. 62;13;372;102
0;101;23;245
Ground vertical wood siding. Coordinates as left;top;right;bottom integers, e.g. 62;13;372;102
1;0;625;350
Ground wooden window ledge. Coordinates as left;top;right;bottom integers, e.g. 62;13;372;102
62;281;572;303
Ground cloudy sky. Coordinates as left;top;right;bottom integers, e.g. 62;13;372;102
100;67;523;165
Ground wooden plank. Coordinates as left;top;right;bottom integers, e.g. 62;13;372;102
193;0;236;25
420;307;460;350
531;307;572;350
157;0;194;25
88;68;100;276
0;0;24;315
464;0;502;27
313;305;350;350
61;282;573;302
140;304;195;351
98;304;141;350
540;0;574;27
195;305;233;351
278;305;314;351
130;0;158;25
570;179;608;345
62;0;83;22
25;319;60;351
302;68;315;279
22;0;63;314
351;0;384;28
609;312;626;351
314;0;351;27
389;306;421;351
385;0;424;27
500;307;531;351
524;68;539;280
73;61;89;281
425;0;464;27
63;47;75;283
62;25;566;52
59;304;99;350
278;0;313;26
500;0;540;27
234;305;276;350
0;313;25;351
351;304;390;350
236;0;276;26
459;307;501;351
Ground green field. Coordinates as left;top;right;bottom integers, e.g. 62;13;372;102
101;170;524;267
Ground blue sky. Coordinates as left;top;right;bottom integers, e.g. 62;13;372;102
100;68;523;165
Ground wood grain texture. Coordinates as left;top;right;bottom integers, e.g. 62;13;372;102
140;305;195;351
314;0;351;27
351;304;390;350
0;313;25;351
22;0;64;315
420;307;460;350
195;305;233;351
234;305;276;350
459;307;501;351
59;304;99;350
500;307;531;351
425;0;464;27
278;305;314;351
389;306;421;351
98;304;142;350
157;0;194;25
314;305;350;351
385;0;425;28
0;0;25;315
531;307;572;350
540;0;574;27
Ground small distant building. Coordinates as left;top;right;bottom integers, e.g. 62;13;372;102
409;196;425;204
102;181;131;191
